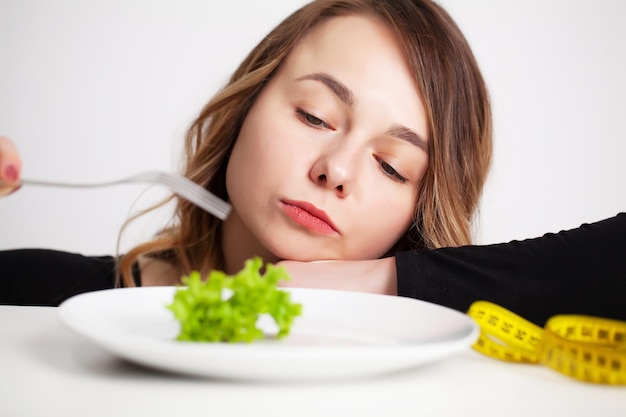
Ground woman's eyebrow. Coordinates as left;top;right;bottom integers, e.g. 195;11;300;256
386;125;428;152
296;72;427;152
296;73;354;106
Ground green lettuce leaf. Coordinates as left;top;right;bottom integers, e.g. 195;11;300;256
167;257;302;343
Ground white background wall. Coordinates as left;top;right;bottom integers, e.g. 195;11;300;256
1;0;624;255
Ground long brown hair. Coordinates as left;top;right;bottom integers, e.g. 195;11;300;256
118;0;492;286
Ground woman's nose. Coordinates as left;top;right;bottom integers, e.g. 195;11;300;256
309;147;356;197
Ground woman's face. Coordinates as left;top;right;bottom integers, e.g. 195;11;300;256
223;15;429;271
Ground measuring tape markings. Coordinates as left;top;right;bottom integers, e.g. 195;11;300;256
467;301;626;385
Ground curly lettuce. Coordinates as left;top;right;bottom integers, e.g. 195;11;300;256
167;257;302;343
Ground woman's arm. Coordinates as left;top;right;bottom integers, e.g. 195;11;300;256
280;213;626;326
397;213;626;325
0;249;120;306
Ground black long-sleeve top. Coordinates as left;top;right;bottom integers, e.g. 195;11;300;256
397;212;626;325
2;213;625;326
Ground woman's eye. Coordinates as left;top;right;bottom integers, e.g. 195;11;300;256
377;157;407;183
296;109;330;129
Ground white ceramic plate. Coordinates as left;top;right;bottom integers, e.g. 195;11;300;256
59;287;478;381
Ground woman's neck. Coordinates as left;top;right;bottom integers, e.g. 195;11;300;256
221;209;279;274
138;255;183;286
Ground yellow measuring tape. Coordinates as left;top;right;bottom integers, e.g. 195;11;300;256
467;301;626;385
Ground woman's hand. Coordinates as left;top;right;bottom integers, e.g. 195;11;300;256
277;257;398;295
0;137;22;197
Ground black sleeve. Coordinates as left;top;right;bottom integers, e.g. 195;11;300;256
396;213;626;326
0;249;120;307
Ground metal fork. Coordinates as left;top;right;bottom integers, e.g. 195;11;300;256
3;171;232;220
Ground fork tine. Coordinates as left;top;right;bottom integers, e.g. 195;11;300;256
152;172;232;220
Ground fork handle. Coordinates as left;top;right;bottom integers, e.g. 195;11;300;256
16;178;127;188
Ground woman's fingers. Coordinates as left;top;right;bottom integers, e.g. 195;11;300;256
0;137;23;197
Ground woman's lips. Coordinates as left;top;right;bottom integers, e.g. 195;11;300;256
280;200;340;235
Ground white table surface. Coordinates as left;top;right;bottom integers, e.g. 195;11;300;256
1;305;624;417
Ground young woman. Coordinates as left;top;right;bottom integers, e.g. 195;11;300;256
1;0;624;326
